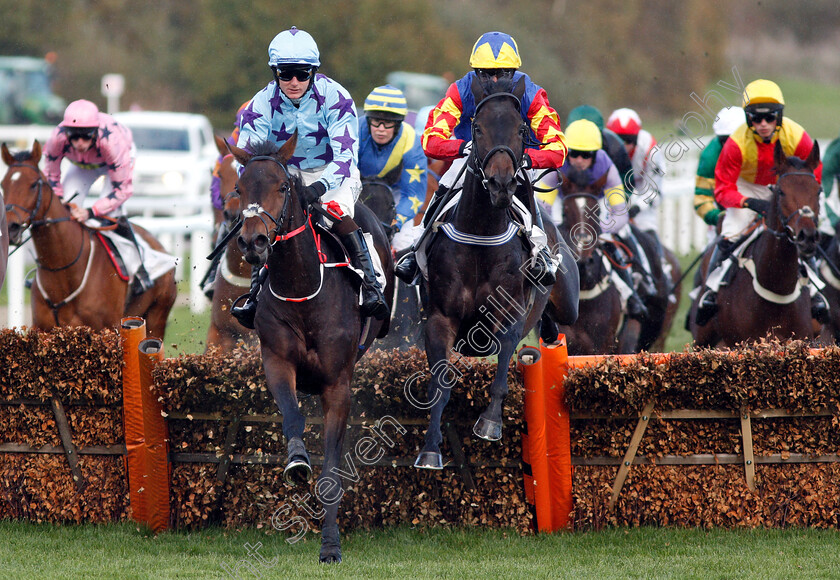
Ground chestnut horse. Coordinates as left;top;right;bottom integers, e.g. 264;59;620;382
206;136;257;350
2;142;176;336
413;76;579;470
690;141;821;346
229;137;393;563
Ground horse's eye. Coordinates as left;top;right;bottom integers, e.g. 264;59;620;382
280;182;290;194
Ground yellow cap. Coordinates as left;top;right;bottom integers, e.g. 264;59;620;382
742;79;785;107
565;119;603;152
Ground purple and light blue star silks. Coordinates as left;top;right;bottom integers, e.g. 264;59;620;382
238;74;358;192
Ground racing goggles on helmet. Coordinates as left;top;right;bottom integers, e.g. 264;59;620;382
367;117;399;130
745;106;782;125
568;149;595;160
617;133;638;146
475;68;515;82
67;128;97;141
274;66;314;82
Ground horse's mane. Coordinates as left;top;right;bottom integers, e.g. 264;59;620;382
11;150;33;162
249;140;282;157
779;154;808;171
564;166;592;190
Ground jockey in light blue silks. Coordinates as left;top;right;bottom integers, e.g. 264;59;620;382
231;27;389;328
357;85;427;251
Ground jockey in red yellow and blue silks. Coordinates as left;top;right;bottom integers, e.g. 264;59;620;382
395;31;567;286
357;85;427;248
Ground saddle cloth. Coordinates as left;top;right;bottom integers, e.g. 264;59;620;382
85;219;178;284
415;192;532;280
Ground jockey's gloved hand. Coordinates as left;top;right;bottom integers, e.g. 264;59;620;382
743;197;771;216
301;181;326;208
628;205;641;219
458;141;473;158
520;152;532;170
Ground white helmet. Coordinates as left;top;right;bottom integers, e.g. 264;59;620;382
713;106;744;136
267;27;320;67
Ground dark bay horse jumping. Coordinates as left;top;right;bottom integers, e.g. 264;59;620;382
690;141;822;347
2;142;176;337
206;136;257;351
414;76;579;469
228;138;393;563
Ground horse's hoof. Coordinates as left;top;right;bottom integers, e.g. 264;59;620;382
319;553;342;564
284;458;312;486
473;416;502;441
319;526;342;563
414;451;444;470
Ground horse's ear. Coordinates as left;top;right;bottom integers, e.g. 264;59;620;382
806;140;820;173
277;132;298;164
1;143;12;167
215;134;231;157
384;161;403;187
228;141;252;167
773;140;787;169
512;76;526;102
30;140;42;164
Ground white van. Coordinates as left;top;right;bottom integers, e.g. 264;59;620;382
113;111;217;218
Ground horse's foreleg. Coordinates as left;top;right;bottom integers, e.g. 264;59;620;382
474;329;520;441
415;313;457;469
317;382;351;564
263;354;309;484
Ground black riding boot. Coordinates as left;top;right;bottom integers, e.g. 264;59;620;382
341;229;390;320
803;256;830;324
604;242;648;320
528;202;557;287
695;238;736;327
230;264;268;329
394;185;450;285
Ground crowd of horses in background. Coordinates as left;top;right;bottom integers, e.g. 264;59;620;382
0;79;832;560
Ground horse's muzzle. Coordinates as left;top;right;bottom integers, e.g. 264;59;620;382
795;228;819;259
485;175;516;208
237;233;270;265
7;221;23;245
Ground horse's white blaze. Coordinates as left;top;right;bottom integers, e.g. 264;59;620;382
10;171;21;182
242;204;264;219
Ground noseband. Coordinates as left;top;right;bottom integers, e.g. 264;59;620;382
767;170;819;242
470;92;528;188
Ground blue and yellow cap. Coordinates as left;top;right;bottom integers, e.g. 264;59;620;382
469;32;521;69
363;85;408;119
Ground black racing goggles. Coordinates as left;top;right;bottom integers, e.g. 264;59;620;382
67;128;97;141
568;149;595;159
367;118;399;130
275;67;314;82
475;68;515;81
747;111;779;125
618;134;637;146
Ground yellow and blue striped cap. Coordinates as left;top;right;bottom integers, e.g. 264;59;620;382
363;85;408;118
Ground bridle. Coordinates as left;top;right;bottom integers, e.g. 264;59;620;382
4;162;72;234
470;92;531;189
237;155;299;249
4;161;86;272
766;170;819;243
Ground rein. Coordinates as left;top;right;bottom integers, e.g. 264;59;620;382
239;155;293;245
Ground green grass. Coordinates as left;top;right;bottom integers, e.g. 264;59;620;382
664;251;700;354
163;303;212;356
0;522;838;579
